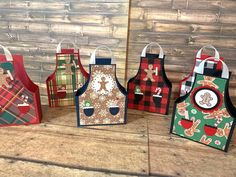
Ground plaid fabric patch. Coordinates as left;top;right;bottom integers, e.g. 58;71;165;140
127;56;171;114
0;69;38;126
47;52;87;107
179;57;223;97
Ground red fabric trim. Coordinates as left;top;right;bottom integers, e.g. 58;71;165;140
60;49;74;54
190;86;223;113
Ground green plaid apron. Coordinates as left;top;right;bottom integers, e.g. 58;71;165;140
47;52;86;107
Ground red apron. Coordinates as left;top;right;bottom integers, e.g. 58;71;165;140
0;45;42;126
127;43;172;114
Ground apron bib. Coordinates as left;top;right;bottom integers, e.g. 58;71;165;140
127;42;172;114
0;45;42;126
171;57;236;152
46;40;88;107
179;45;224;97
76;46;127;126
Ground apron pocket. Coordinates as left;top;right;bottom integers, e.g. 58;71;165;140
153;95;162;107
180;118;193;129
83;107;94;117
204;125;217;136
109;106;120;115
18;103;30;114
57;90;67;99
134;93;143;102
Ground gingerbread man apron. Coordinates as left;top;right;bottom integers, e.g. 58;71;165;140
127;42;172;114
46;40;88;107
76;46;127;126
0;44;42;126
178;45;224;97
171;57;236;152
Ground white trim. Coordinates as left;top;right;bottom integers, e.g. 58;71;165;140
90;45;114;64
135;92;144;95
196;45;220;60
109;105;119;108
83;106;94;109
153;94;162;98
56;39;76;53
0;44;13;61
141;42;164;59
197;57;229;79
17;103;29;106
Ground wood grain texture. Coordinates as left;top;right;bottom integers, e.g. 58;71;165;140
0;0;129;104
127;0;236;105
0;158;132;177
0;106;235;176
0;125;148;175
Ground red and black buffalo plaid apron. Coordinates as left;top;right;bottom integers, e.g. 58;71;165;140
0;45;42;127
127;43;172;115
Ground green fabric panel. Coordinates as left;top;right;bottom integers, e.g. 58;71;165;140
0;111;22;124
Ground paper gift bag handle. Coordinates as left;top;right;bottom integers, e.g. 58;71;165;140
196;45;220;60
56;39;76;53
90;45;115;64
0;44;13;61
197;57;229;79
141;42;164;59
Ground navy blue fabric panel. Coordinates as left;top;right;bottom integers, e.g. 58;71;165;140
116;78;127;95
95;58;111;65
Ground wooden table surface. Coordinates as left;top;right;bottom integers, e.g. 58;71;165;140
0;106;235;177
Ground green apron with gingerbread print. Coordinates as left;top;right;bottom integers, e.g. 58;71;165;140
171;57;236;152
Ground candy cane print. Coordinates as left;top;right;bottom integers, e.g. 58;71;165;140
185;110;190;120
214;116;223;127
155;67;158;76
155;87;162;96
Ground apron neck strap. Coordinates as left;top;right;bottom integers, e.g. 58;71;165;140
56;39;76;53
0;44;13;61
90;45;114;64
196;45;220;60
141;42;164;59
196;57;229;79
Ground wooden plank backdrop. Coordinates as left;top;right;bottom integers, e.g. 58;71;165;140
127;0;236;106
0;0;129;104
0;1;236;176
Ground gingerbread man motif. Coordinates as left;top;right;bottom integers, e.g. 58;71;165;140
184;118;201;137
204;108;230;120
0;68;12;88
62;58;74;75
216;123;231;139
177;101;190;116
197;76;218;89
199;92;213;107
200;135;212;145
99;77;108;91
143;64;156;82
